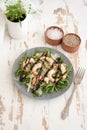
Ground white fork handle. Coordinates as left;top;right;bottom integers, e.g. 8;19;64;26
61;85;76;120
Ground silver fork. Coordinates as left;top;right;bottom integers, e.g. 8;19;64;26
61;67;85;120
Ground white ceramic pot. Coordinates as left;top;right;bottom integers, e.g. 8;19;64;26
6;15;28;39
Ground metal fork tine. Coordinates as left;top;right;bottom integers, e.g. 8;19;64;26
74;67;85;84
75;67;85;83
78;67;83;78
75;67;81;78
80;68;85;81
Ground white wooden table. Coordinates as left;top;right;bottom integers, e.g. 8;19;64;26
0;0;87;130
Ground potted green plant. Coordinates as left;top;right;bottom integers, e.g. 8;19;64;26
5;0;32;39
0;0;41;39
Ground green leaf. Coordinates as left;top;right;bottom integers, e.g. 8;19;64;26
5;0;26;24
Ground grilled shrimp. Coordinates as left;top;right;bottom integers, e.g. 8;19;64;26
46;57;54;66
55;78;60;82
22;58;30;71
62;73;67;79
32;63;42;75
40;56;46;60
59;64;66;74
59;64;67;79
44;77;49;83
47;69;56;82
22;60;26;69
30;58;35;63
32;77;37;86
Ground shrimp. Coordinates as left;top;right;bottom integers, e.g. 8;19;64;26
22;60;26;69
40;56;46;60
47;69;56;82
59;64;67;79
62;73;67;79
32;77;37;86
59;64;66;74
22;58;30;71
44;77;49;83
46;57;54;66
30;58;35;63
32;63;42;75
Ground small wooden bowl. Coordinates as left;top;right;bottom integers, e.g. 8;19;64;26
45;26;64;46
62;33;81;53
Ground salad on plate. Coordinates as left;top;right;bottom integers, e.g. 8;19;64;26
15;49;72;97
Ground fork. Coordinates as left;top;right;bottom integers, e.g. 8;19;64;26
61;67;85;120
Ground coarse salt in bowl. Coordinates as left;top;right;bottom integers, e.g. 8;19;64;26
45;26;64;46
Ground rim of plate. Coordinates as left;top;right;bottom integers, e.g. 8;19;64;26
12;47;74;100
